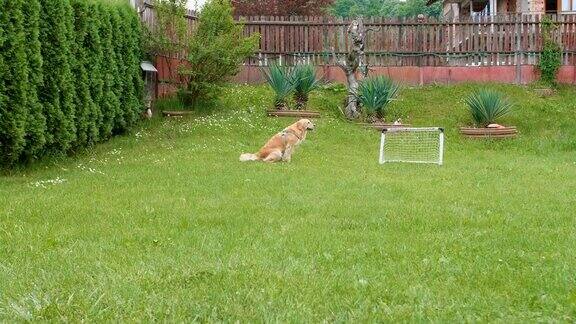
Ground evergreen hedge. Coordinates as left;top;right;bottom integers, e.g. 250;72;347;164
0;0;143;167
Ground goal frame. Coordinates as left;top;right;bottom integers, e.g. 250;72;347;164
379;127;444;165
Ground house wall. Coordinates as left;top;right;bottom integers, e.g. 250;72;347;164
443;0;546;17
530;0;546;12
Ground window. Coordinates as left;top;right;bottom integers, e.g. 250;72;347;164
561;0;576;11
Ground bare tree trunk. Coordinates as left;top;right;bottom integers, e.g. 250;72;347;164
333;18;368;120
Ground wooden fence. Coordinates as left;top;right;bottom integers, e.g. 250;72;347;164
240;15;576;67
137;2;576;88
138;2;576;67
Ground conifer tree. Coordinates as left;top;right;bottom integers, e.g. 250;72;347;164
39;0;77;153
71;0;96;146
97;4;120;138
0;0;28;165
1;0;144;167
129;10;145;123
85;1;105;143
110;8;127;132
22;0;47;160
119;6;144;128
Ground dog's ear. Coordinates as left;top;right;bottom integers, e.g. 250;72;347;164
295;119;306;131
297;119;310;131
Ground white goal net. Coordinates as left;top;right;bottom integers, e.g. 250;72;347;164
379;127;444;165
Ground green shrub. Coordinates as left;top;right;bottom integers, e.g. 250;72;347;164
358;76;399;120
110;8;127;133
262;64;293;110
290;64;320;110
0;2;5;163
465;89;513;127
39;0;77;153
119;6;144;129
144;0;187;81
0;0;143;167
539;17;562;86
179;0;259;106
71;0;96;147
0;0;28;165
84;0;105;144
97;4;121;139
22;0;47;160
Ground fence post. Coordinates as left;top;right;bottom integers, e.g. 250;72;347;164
322;16;330;80
515;15;522;84
417;15;425;86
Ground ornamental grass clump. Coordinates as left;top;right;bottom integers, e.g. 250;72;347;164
465;89;513;127
290;64;320;110
358;76;399;121
262;64;293;110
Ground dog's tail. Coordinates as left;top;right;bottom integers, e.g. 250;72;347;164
239;153;259;162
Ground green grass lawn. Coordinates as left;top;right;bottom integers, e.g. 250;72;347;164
1;83;576;321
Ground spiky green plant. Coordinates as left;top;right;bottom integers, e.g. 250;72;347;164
291;64;320;110
465;89;513;127
358;76;399;120
262;63;293;110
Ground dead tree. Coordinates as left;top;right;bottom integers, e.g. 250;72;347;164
332;18;369;120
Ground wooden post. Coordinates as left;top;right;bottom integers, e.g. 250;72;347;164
515;14;522;84
417;14;425;86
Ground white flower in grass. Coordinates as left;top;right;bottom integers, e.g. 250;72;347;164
76;163;105;175
30;177;67;188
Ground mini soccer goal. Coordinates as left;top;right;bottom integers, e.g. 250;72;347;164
379;127;444;165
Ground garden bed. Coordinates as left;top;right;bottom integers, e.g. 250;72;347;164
266;110;321;118
460;126;517;139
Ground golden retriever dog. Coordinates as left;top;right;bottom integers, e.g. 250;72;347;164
240;119;315;163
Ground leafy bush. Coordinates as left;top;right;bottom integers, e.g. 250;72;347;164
539;17;561;86
291;64;320;110
465;89;513;127
262;64;293;110
144;0;187;80
358;76;399;120
179;0;259;107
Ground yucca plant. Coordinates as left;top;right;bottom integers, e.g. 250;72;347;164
465;89;513;127
291;64;320;110
358;76;399;121
262;63;293;110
